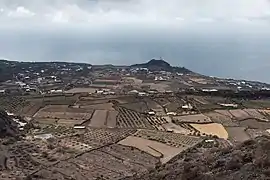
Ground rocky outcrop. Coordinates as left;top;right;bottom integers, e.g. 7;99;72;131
0;111;18;138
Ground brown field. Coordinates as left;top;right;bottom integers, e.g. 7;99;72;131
101;144;159;168
106;110;118;128
35;111;92;120
204;112;238;126
229;109;251;120
35;118;85;126
65;87;97;94
120;102;149;113
162;122;191;134
192;96;210;105
77;99;111;106
33;104;94;126
134;129;203;148
37;105;94;113
225;127;250;143
118;136;185;163
165;102;180;112
142;83;170;93
21;102;43;117
239;119;270;130
89;110;108;127
190;123;228;139
172;114;212;123
215;110;234;118
81;103;114;110
243;109;266;119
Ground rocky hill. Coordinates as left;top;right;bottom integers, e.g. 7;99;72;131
131;59;193;73
127;136;270;180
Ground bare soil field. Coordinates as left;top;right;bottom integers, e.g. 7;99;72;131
101;144;159;168
165;102;180;113
153;97;171;107
243;109;267;119
239;119;270;130
225;127;250;143
20;102;44;117
65;87;97;94
249;100;270;108
189;123;228;139
35;118;85;126
215;110;234;118
142;83;170;93
204;112;238;126
77;99;110;106
172;114;212;123
120;102;149;113
89;110;108;127
57;119;85;126
40;105;94;113
119;136;185;163
162;122;191;134
81;103;114;110
35;111;92;120
192;96;210;104
134;129;202;148
229;109;251;120
106;110;118;128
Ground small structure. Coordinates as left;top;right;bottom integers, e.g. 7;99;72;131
138;92;147;96
34;133;53;140
0;89;5;94
182;104;193;110
74;126;86;129
128;90;139;95
167;112;177;116
219;103;238;108
148;111;156;115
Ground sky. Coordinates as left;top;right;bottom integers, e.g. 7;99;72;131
0;0;270;82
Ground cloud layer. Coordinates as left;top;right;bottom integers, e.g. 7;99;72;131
1;0;270;83
0;0;270;26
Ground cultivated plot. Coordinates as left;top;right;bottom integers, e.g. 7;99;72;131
190;123;229;139
119;136;185;164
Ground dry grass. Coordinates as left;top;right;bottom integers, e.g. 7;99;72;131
190;123;228;139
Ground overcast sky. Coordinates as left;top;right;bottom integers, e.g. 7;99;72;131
1;0;270;82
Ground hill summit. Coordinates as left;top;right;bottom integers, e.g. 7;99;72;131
131;59;192;73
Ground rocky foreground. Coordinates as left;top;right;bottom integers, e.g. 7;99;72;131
126;136;270;180
0;111;18;138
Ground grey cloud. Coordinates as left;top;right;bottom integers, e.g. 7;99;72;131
0;0;270;83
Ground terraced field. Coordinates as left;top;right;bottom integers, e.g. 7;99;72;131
115;106;153;129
